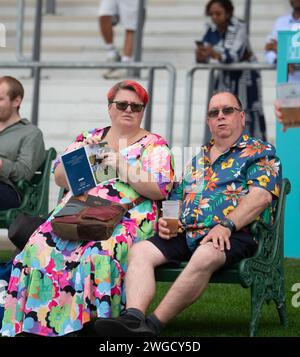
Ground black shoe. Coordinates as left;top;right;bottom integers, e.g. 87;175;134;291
94;313;157;337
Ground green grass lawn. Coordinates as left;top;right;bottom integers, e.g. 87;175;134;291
1;250;299;337
151;258;300;337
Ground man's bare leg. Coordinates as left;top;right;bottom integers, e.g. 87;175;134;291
98;15;120;64
153;243;226;324
122;29;135;60
94;240;168;337
98;16;113;44
125;240;169;312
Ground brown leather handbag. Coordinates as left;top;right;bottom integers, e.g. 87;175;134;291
51;195;145;241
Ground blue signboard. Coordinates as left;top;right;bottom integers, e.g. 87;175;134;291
277;31;300;257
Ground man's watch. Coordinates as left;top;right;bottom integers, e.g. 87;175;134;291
220;217;236;233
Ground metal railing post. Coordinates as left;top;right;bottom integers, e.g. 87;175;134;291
204;68;215;144
45;0;56;14
31;64;41;126
31;0;43;76
165;64;176;147
183;68;194;151
144;68;155;131
16;0;26;61
244;0;251;35
131;0;146;77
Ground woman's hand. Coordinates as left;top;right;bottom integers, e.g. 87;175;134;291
98;150;120;172
195;45;212;63
73;137;102;150
98;149;165;201
195;45;221;63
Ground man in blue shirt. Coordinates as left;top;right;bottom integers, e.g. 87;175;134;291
94;91;282;337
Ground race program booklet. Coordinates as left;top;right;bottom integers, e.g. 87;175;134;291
61;142;117;196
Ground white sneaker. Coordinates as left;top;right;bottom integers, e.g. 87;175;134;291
103;51;122;79
103;68;129;80
106;51;121;63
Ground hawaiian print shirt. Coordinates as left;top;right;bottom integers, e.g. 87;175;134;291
170;132;282;251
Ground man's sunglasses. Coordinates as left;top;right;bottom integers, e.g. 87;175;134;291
110;101;145;113
208;106;243;119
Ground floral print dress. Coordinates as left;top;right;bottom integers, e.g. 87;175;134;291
1;127;174;337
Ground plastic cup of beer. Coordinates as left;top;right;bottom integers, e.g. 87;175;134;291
280;105;300;128
162;200;181;234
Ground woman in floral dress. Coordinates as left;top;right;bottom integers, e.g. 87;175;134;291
1;80;174;337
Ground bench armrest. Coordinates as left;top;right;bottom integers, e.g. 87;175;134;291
238;179;291;288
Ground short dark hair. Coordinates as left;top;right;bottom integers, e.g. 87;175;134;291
0;76;24;101
210;91;243;110
205;0;234;17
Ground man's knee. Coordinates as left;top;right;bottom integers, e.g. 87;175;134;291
128;240;167;267
188;243;226;273
128;240;151;263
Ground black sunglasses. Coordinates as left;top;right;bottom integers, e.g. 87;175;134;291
110;101;145;113
208;106;243;119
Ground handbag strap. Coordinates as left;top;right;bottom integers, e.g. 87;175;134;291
124;196;146;211
79;194;146;211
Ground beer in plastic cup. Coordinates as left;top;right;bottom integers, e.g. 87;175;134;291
162;200;181;234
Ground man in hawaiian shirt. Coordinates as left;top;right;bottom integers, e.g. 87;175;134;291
94;91;282;337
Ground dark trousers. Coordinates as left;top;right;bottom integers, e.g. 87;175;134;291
0;182;21;210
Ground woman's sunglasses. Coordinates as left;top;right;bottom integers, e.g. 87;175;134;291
110;101;145;113
207;106;243;119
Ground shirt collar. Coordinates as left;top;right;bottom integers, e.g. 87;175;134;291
204;130;251;153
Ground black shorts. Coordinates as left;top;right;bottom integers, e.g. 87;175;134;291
148;230;258;268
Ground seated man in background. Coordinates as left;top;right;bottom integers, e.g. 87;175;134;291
0;76;45;210
94;91;282;337
265;0;300;82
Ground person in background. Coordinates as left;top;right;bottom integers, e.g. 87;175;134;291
93;91;282;337
265;0;300;82
0;80;174;337
98;0;139;79
195;0;267;140
0;76;45;211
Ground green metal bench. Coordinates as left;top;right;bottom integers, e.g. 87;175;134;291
0;147;57;229
155;178;291;337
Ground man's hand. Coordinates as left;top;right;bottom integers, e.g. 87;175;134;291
288;63;296;74
265;40;277;52
274;100;287;132
158;217;183;240
200;224;231;251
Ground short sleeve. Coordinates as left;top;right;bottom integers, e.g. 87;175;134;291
140;138;174;197
245;152;282;198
